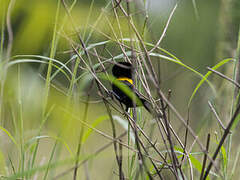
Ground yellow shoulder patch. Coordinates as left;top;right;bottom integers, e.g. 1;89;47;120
117;77;133;85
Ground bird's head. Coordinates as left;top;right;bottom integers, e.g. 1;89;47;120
112;62;133;79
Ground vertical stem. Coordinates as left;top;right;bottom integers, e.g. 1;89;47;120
0;1;5;59
43;0;60;115
200;134;210;180
6;0;15;59
18;64;24;178
31;0;61;169
234;28;240;106
0;0;6;126
73;95;90;180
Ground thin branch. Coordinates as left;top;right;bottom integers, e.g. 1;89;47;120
180;108;190;167
207;67;240;88
203;103;240;179
200;133;210;180
156;88;221;176
149;3;178;53
208;101;226;130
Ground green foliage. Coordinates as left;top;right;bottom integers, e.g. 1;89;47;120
0;0;239;179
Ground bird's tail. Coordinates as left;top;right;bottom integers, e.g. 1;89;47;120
141;98;154;114
141;98;162;118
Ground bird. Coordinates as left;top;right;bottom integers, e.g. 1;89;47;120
111;61;154;113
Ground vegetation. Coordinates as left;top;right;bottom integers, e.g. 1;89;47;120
0;0;239;179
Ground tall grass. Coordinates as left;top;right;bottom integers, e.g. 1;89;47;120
0;0;240;179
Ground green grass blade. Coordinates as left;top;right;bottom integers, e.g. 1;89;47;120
82;115;108;144
0;126;18;148
188;58;234;107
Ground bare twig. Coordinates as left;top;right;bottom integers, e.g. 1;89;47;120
118;139;124;180
208;101;226;130
180;108;190;167
203;103;240;179
148;3;178;54
200;133;210;180
207;67;240;88
156;88;221;176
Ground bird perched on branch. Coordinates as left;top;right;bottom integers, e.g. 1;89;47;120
111;61;154;113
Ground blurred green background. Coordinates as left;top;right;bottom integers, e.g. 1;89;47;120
0;0;240;179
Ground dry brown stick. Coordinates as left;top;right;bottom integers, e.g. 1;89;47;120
180;108;190;168
159;99;181;179
118;139;124;180
203;103;240;179
156;88;221;176
148;3;178;53
208;101;226;130
207;67;240;88
123;109;174;176
200;133;211;180
126;110;162;180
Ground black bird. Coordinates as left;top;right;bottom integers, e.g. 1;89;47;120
111;62;153;113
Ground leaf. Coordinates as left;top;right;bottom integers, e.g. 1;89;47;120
0;126;18;148
221;145;227;168
81;115;108;144
188;58;234;107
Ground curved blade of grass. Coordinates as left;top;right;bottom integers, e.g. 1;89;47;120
149;52;216;93
5;59;71;81
10;55;72;83
74;51;132;84
81;115;108;144
11;54;73;82
0;126;18;148
69;40;111;61
121;38;180;61
11;55;72;75
188;58;234;107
